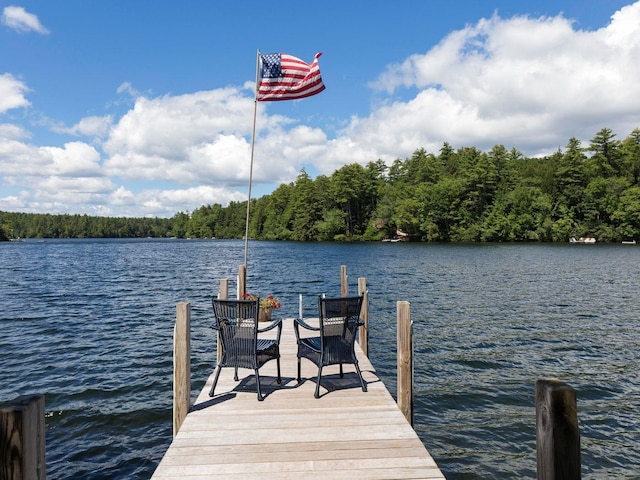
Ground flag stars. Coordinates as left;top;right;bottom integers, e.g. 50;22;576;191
261;54;282;79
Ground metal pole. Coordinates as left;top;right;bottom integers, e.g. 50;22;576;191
243;49;261;269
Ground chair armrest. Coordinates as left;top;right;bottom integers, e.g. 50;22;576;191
257;317;282;334
294;317;319;331
258;317;283;344
293;317;319;343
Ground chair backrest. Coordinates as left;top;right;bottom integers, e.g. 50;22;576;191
212;298;259;369
318;295;364;347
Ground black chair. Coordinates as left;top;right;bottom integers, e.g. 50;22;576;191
294;295;367;398
210;298;282;401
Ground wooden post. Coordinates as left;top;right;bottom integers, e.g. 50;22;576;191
216;279;228;364
357;277;369;357
340;265;348;297
536;378;581;480
218;278;228;300
397;301;413;425
238;265;246;299
0;394;46;480
173;302;191;438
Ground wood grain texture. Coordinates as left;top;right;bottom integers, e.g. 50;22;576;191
152;318;445;479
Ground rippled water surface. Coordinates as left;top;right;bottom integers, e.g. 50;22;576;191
1;239;639;479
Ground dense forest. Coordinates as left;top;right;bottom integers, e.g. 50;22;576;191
2;127;640;243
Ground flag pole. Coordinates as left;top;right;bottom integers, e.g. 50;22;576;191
243;50;260;270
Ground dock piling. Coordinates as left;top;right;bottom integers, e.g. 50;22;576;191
340;265;348;296
536;378;581;479
358;277;369;357
0;394;46;480
173;302;191;437
397;300;413;425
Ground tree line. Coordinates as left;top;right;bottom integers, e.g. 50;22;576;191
0;213;173;240
2;127;639;243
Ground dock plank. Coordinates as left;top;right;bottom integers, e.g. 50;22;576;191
151;318;445;479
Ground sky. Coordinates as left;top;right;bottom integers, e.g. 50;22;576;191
1;1;639;218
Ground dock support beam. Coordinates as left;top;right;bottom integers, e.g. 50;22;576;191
216;279;228;364
341;266;368;357
173;302;191;437
238;265;246;299
358;277;369;357
536;378;581;480
0;394;46;480
397;301;413;425
340;265;348;297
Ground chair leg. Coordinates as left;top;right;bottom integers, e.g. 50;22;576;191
339;363;344;378
314;366;323;399
255;369;264;401
276;356;282;384
209;365;222;397
354;361;367;392
297;357;302;384
234;367;239;381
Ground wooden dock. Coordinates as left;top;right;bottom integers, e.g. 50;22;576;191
151;317;445;479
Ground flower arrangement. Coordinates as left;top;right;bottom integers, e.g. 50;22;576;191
243;293;281;310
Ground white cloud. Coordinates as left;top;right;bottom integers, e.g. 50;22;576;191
116;82;140;97
0;140;102;178
52;116;114;138
0;73;30;113
104;87;254;157
1;6;49;34
106;185;246;218
356;3;640;157
0;139;52;176
252;125;328;180
102;86;310;188
36;175;114;196
0;192;28;211
103;87;255;176
0;123;30;141
42;142;103;177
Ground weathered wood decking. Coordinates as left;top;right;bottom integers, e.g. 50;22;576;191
151;318;445;479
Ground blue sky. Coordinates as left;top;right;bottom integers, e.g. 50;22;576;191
1;1;639;218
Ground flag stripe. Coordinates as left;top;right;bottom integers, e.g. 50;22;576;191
257;52;325;102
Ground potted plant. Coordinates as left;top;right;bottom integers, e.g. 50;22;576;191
243;293;281;321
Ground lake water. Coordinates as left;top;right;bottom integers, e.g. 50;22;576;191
1;239;639;479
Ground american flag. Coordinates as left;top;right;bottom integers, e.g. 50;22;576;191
257;52;325;102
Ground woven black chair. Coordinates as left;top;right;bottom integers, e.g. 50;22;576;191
210;298;282;401
294;295;367;398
